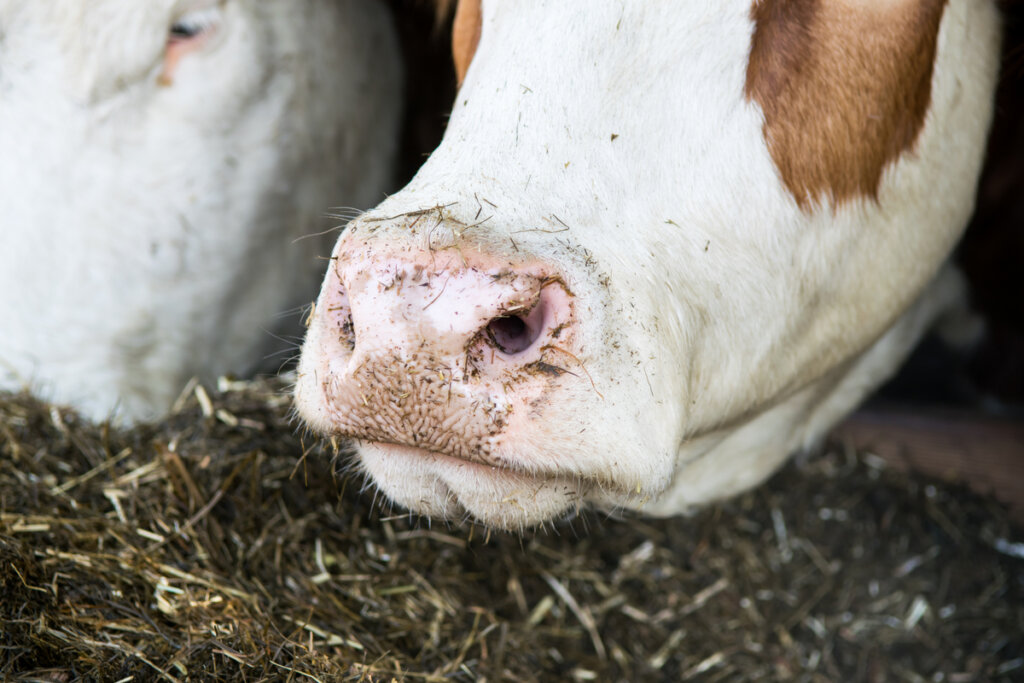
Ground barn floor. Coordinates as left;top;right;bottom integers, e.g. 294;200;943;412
1;377;1021;682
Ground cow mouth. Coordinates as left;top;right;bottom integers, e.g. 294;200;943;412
365;441;507;470
356;440;589;530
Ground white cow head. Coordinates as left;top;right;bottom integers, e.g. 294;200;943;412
297;0;1000;530
0;0;400;421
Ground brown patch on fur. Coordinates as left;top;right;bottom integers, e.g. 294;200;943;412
452;0;482;86
745;0;948;210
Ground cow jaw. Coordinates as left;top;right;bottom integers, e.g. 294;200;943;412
358;444;588;530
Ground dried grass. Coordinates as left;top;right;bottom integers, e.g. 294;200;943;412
1;377;1021;681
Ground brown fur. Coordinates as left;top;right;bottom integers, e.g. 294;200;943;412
745;0;948;210
451;0;482;85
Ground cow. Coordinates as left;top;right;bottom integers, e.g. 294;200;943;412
296;0;1002;530
0;0;400;422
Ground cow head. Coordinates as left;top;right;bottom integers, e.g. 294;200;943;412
297;0;1000;529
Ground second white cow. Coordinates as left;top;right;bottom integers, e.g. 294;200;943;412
0;0;400;422
297;0;1001;530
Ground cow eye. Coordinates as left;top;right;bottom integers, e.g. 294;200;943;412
170;22;203;40
169;7;220;42
162;6;221;85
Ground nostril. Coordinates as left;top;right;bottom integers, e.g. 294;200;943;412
327;285;355;351
485;292;549;355
487;315;534;354
340;311;355;351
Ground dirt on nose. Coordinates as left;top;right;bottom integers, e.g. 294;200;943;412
311;253;583;464
321;349;548;465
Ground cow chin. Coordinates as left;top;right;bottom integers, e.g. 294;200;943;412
356;442;588;531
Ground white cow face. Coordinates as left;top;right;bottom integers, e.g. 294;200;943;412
297;0;1000;530
0;0;401;421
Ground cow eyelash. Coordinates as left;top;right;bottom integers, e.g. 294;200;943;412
170;7;220;40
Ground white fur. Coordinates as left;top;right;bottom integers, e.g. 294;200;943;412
0;0;401;421
297;0;1000;529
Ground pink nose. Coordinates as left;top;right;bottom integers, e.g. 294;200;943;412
305;235;577;460
321;252;571;367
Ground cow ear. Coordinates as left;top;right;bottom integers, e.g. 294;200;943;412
160;4;222;86
452;0;481;87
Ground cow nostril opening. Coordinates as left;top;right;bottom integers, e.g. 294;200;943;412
484;290;554;355
341;313;355;351
486;315;536;354
328;285;355;351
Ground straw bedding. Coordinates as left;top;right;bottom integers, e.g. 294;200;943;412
1;376;1021;681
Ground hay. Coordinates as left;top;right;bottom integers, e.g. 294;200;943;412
1;377;1021;682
